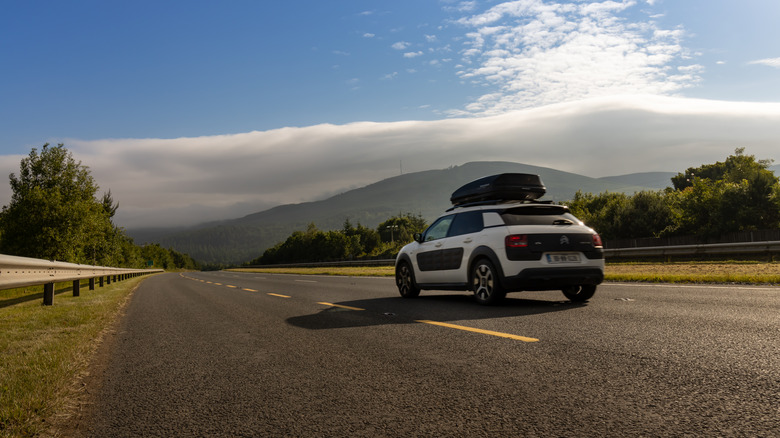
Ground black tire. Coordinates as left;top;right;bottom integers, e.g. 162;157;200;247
471;259;505;305
396;262;420;298
562;285;596;303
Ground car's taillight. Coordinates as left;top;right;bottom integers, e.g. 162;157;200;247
592;233;603;248
505;234;528;248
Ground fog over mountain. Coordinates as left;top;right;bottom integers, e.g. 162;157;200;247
126;161;677;264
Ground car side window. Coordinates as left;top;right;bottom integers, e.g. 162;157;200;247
448;211;484;237
423;216;454;242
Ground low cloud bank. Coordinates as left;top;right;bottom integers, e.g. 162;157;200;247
2;95;779;228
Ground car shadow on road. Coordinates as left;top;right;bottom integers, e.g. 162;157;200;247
286;293;585;331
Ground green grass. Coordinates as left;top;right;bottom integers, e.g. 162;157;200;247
0;276;149;438
605;261;780;285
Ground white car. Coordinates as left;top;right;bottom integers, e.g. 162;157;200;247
395;174;604;305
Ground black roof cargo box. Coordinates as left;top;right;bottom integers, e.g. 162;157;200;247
450;173;546;206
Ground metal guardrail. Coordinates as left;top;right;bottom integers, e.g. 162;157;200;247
0;254;164;305
245;241;780;269
605;241;780;258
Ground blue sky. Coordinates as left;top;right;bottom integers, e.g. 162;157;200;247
3;0;779;149
2;0;780;227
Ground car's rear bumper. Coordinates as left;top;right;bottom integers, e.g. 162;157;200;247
502;267;604;291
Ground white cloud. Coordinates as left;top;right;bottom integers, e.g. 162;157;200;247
450;0;701;116
1;96;774;228
392;41;410;50
443;1;478;13
363;33;375;38
749;57;780;68
404;51;424;58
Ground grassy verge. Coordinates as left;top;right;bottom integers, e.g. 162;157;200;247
605;261;780;284
232;261;780;285
0;276;148;438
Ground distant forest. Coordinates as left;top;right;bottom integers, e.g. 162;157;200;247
249;214;428;265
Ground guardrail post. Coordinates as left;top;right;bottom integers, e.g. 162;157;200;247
72;280;80;297
99;276;104;287
43;283;54;306
106;275;111;285
89;277;95;290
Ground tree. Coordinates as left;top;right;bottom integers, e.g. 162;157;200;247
377;213;427;243
671;147;776;191
0;144;117;263
566;191;632;239
140;243;175;269
343;219;381;257
668;148;780;237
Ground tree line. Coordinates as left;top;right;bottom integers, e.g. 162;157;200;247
566;148;780;241
249;214;428;265
0;144;198;270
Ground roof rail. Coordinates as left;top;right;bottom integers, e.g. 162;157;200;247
445;199;555;212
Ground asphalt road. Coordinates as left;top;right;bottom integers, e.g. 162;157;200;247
82;272;780;437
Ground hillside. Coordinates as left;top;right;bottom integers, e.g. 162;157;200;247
129;161;672;265
597;172;676;190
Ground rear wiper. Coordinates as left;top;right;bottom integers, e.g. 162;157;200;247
552;219;574;225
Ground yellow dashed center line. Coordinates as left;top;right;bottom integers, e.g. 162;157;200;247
243;288;258;292
226;285;237;288
268;293;291;298
318;302;365;311
416;320;539;343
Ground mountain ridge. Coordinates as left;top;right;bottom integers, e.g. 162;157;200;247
128;161;676;264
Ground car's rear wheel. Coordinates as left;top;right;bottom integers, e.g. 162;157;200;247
472;259;505;305
562;284;596;303
396;262;420;298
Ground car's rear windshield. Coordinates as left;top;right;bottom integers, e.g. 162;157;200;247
499;206;580;226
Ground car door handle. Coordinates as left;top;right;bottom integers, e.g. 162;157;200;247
435;243;443;248
463;238;473;243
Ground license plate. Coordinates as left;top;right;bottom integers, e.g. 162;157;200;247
546;253;581;264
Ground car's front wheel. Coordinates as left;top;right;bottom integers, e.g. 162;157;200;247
396;262;420;298
472;259;505;305
562;284;596;303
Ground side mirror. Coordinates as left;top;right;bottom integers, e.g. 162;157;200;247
414;233;423;243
